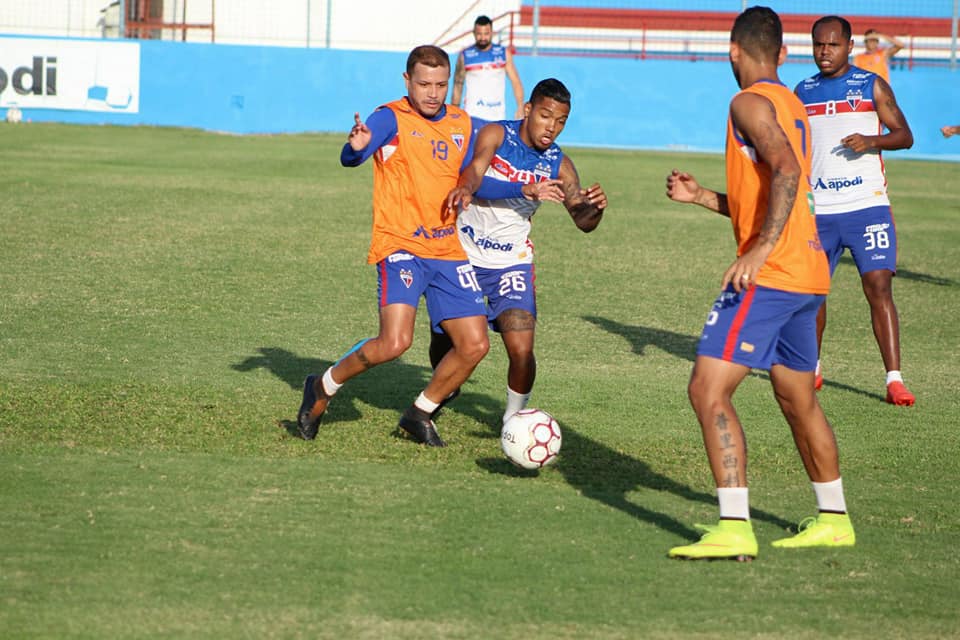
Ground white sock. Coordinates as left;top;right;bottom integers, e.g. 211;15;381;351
813;478;847;513
414;392;439;415
503;387;531;424
717;487;750;520
321;368;342;396
886;370;903;385
815;359;822;376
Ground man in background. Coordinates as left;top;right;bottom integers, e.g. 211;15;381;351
853;28;903;84
797;15;915;406
451;15;525;121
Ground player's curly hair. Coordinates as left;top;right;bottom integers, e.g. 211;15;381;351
731;6;782;62
406;45;450;75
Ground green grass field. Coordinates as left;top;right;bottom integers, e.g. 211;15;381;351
2;123;958;639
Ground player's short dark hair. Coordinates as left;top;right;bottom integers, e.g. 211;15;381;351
731;6;782;62
865;28;879;38
475;15;493;27
812;15;852;41
406;45;450;75
530;78;571;107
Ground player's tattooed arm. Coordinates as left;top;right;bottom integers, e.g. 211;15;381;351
733;93;798;254
559;156;605;232
873;77;913;151
451;53;466;107
841;78;912;153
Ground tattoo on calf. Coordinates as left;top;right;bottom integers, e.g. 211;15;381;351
719;432;734;450
356;348;372;369
722;471;740;487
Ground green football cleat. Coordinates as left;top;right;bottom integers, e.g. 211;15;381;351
669;519;758;561
771;512;856;548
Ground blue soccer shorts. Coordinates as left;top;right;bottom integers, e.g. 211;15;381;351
815;205;897;276
474;263;537;331
376;252;486;332
697;284;825;372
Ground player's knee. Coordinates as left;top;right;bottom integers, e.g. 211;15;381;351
460;333;490;365
507;345;535;365
687;374;710;409
861;271;893;299
379;334;414;360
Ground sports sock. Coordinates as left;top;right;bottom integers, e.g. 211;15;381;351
886;370;904;385
503;387;531;424
321;368;342;397
815;359;822;376
812;477;847;513
414;392;439;415
717;487;750;521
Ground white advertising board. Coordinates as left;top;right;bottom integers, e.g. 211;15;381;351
0;38;140;113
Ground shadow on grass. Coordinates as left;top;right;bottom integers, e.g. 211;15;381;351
478;420;794;541
584;314;883;402
233;345;793;541
838;255;957;287
231;346;502;440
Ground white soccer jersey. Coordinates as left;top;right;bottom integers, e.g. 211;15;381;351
458;120;563;269
795;67;890;215
461;44;509;121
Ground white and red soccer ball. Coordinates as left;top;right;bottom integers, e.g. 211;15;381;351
501;408;562;470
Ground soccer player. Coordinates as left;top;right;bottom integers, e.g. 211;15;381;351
665;7;855;561
797;16;915;405
451;15;525;121
296;45;490;448
852;28;903;84
433;78;607;425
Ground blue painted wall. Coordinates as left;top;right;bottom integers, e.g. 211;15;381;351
5;37;959;160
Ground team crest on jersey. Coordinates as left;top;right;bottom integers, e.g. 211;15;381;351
399;268;414;288
846;90;863;111
534;161;553;180
451;133;465;151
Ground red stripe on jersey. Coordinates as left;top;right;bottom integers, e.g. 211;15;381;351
490;155;512;179
464;62;507;72
378;261;388;307
722;286;756;361
805;100;875;117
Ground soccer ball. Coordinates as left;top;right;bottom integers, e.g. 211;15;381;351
501;408;562;470
5;106;23;124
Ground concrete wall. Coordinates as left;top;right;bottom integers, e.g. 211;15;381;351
3;36;958;160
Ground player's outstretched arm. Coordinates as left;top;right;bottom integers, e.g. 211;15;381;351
841;77;913;153
445;123;506;213
557;156;604;232
942;125;960;138
724;91;799;291
665;169;729;217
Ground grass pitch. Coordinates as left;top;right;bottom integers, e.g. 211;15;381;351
1;123;959;638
